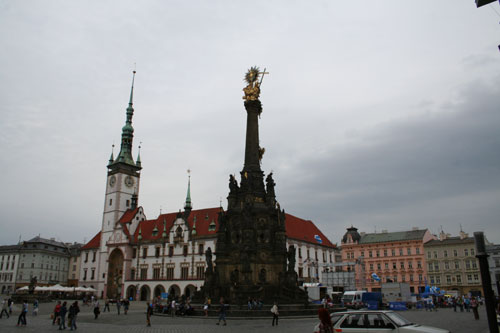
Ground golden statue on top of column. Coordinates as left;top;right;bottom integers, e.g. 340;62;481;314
243;66;269;101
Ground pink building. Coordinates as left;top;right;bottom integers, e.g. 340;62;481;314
341;227;435;293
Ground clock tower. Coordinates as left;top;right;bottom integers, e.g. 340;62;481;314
101;71;142;239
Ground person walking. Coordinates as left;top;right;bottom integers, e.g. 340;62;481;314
93;300;100;319
116;299;121;315
170;299;176;317
16;300;28;326
123;298;129;315
318;308;333;333
146;302;153;327
32;299;39;316
271;302;279;326
471;297;480;320
216;297;227;326
0;299;9;318
53;301;62;325
103;299;110;312
7;298;13;314
59;301;68;330
68;301;80;331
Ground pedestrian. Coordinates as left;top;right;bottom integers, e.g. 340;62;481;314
16;300;28;326
68;301;80;331
116;298;121;315
464;297;470;312
93;300;100;319
203;299;209;317
146;302;153;327
318;307;333;333
170;299;176;317
59;301;68;330
0;299;9;318
271;302;279;326
53;300;62;325
471;297;479;320
8;298;13;314
452;297;457;312
103;299;110;312
458;297;464;312
32;299;39;316
124;298;129;315
216;297;227;326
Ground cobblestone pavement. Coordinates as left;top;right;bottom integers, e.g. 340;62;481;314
0;301;491;332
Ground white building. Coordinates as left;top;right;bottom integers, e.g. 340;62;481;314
79;73;338;300
0;245;20;294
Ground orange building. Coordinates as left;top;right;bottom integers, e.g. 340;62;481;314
341;227;435;293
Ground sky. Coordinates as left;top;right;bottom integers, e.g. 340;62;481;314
1;0;499;246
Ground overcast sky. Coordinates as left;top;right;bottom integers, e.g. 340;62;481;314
1;1;499;246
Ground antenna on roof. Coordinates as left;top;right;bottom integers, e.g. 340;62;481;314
160;205;162;215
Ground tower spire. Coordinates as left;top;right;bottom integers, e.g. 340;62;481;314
112;70;139;168
184;169;192;211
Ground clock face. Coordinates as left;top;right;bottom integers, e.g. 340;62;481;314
124;175;134;188
109;175;116;187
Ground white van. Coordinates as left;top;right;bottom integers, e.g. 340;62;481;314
341;290;366;309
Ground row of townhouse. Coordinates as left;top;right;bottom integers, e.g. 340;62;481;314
341;226;500;296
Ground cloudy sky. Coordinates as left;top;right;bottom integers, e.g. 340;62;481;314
1;1;499;246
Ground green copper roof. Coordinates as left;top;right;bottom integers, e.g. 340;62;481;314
184;174;192;209
359;229;428;244
110;71;139;169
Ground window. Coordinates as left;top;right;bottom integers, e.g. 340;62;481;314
410;275;414;282
473;274;479;281
198;244;204;255
416;248;420;254
155;247;160;258
471;249;475;256
168;246;174;257
391;249;395;256
91;269;95;280
385;263;389;269
31;263;34;268
456;275;462;283
430;277;435;284
298;248;302;258
427;252;431;259
418;274;422;281
83;269;87;281
369;263;374;270
132;248;137;259
166;266;174;280
417;261;422;269
399;248;403;256
383;249;388;257
142;247;148;259
453;250;458;257
465;260;471;269
109;199;112;206
181;266;189;279
400;262;404;269
407;248;411;255
376;250;380;257
445;262;450;269
360;251;365;258
444;250;448;257
433;251;437;259
446;275;451;284
393;276;398;282
140;267;148;280
340;314;364;328
408;261;413;269
196;265;205;279
183;245;188;256
307;249;310;259
428;263;433;271
322;252;326;262
402;275;406;282
377;263;381;270
392;262;397;269
130;268;135;280
126;200;130;207
472;260;477;269
298;267;303;278
92;251;96;262
153;267;160;279
464;249;469;257
369;250;373;258
455;261;460;269
436;276;441;284
84;252;89;263
467;274;473;282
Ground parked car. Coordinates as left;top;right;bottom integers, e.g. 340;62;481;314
313;310;450;333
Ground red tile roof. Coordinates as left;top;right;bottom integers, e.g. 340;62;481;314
117;207;141;239
128;207;335;248
284;213;336;248
82;232;101;250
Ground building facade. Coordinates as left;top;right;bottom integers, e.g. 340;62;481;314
341;227;434;293
0;245;20;294
486;244;500;296
78;73;338;300
424;230;483;295
67;243;82;287
16;237;70;288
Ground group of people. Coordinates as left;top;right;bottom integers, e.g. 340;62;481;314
52;300;80;330
247;297;264;310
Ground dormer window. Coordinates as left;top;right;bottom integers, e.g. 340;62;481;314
176;226;183;238
208;220;216;232
152;225;159;237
